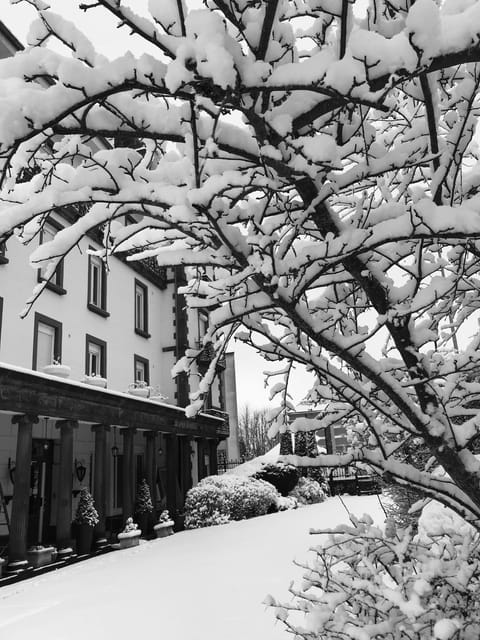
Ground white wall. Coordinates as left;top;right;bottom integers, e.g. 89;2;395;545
0;227;176;398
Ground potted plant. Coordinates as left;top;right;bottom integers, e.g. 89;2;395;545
43;358;71;378
82;373;107;388
127;381;151;398
118;517;141;549
154;510;175;538
73;487;99;555
149;386;168;403
135;478;154;537
26;545;55;568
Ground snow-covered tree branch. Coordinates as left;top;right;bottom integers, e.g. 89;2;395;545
3;0;480;525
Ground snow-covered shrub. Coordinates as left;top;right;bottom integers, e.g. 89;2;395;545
73;488;99;527
276;496;298;511
266;505;480;639
121;517;138;534
135;478;154;514
253;463;300;496
184;479;231;529
288;477;326;505
184;475;279;529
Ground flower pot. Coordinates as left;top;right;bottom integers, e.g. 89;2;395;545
75;523;94;555
82;376;107;388
154;521;174;538
149;395;167;403
118;530;141;549
26;546;54;568
43;364;71;378
128;387;149;398
136;512;151;538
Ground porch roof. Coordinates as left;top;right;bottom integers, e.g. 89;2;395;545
0;364;229;439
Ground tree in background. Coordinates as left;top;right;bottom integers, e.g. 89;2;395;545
238;406;275;459
3;0;480;526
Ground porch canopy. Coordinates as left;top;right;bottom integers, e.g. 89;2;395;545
0;364;229;438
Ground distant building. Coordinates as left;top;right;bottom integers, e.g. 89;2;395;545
0;21;238;572
288;403;349;454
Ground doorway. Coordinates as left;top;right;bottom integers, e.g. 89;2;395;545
27;438;54;546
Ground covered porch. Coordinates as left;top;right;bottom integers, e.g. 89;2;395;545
0;365;228;574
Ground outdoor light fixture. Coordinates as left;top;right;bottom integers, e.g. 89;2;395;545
111;427;119;457
8;458;15;485
74;459;87;483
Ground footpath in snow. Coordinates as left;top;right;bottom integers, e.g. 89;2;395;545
0;495;385;640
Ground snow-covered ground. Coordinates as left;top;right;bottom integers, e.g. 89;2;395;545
0;496;385;640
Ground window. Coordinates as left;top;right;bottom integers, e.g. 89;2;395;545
134;354;149;384
134;280;149;337
0;241;8;265
88;251;108;316
198;312;208;343
85;334;107;378
38;222;65;294
33;313;62;370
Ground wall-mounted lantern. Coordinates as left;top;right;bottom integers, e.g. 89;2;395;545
8;458;15;485
74;459;87;483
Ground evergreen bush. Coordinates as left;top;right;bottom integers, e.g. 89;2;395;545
288;477;326;505
135;478;154;514
73;487;99;527
184;475;278;529
253;463;300;496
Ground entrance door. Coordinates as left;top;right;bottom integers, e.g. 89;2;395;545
27;439;54;546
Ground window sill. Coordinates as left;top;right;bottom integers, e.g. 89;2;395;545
38;274;66;295
87;303;110;318
45;281;67;296
135;328;151;339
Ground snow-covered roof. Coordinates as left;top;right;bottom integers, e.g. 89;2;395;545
0;361;223;422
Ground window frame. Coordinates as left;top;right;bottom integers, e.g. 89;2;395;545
0;241;8;265
0;296;3;349
134;279;149;338
87;249;109;317
85;334;107;378
32;312;63;371
37;220;66;295
134;354;150;385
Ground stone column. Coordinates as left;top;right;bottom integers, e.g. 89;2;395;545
121;428;136;522
56;419;77;556
209;439;219;476
143;431;157;505
92;424;110;545
181;436;193;494
165;433;178;519
196;438;206;482
7;414;38;571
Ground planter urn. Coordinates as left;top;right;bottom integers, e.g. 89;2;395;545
75;523;94;555
118;530;141;549
26;546;55;568
136;512;151;538
82;376;107;388
154;520;174;538
127;387;150;398
43;364;71;378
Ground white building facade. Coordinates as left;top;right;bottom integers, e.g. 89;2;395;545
0;21;236;573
